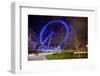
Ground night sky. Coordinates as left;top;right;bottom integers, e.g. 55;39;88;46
28;15;88;51
28;15;69;35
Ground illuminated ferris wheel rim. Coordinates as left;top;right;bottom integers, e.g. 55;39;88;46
39;20;70;50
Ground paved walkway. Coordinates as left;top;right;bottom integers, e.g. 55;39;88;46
28;53;53;60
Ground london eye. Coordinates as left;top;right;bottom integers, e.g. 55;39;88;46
38;20;70;51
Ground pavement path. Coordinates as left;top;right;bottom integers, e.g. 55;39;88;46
28;53;53;60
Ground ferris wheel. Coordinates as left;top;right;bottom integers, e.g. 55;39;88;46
38;20;70;51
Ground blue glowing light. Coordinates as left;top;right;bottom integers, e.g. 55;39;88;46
39;20;70;51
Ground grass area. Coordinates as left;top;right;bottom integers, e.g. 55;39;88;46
46;51;88;60
28;49;88;60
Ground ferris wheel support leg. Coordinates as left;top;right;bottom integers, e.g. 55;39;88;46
48;32;54;48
